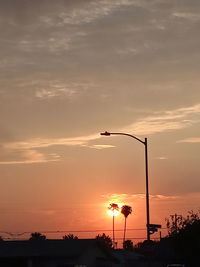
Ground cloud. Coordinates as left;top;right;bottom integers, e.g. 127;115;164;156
155;157;168;160
121;104;200;135
0;150;60;165
35;81;93;100
150;194;180;200
18;36;72;53
15;79;96;101
87;144;116;149
0;133;101;164
116;47;139;56
172;12;200;22
29;209;57;216
55;0;136;26
177;137;200;143
17;30;87;54
4;133;100;150
1;103;200;164
101;193;181;203
101;192;200;214
35;87;76;100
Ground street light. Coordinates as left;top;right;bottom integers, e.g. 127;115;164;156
100;131;151;241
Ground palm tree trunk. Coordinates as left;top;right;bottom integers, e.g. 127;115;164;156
113;215;115;248
123;217;127;248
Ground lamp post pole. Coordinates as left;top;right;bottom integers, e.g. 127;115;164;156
100;131;151;241
144;137;150;241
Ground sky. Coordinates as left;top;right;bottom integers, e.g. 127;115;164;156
0;0;200;244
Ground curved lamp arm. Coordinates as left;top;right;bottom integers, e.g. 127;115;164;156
100;131;146;145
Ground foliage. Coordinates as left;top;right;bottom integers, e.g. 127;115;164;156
166;214;184;236
121;205;132;245
123;239;134;250
63;233;78;240
29;232;46;240
121;205;132;218
164;210;200;265
96;233;113;248
108;203;119;213
166;210;200;237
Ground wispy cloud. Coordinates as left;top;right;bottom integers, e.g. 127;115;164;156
177;137;200;143
17;80;95;100
17;31;87;54
0;150;60;165
18;37;71;53
155;157;168;160
1;103;200;164
116;47;139;56
4;133;100;150
121;104;200;135
36;0;138;29
0;134;101;164
86;144;116;150
35;86;76;100
101;192;200;216
101;193;180;203
172;12;200;22
55;0;135;26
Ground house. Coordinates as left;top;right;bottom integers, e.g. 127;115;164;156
0;239;119;267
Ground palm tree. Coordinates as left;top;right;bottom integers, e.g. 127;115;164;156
108;203;119;248
121;205;132;247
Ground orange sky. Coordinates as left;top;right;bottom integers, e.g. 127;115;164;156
0;0;200;245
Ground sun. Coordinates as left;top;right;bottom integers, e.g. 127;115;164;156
107;209;120;217
106;202;123;217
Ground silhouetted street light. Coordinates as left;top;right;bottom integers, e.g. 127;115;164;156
100;131;151;241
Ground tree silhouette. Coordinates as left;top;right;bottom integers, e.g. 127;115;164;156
96;233;113;248
123;239;134;251
63;233;78;240
108;203;119;248
121;205;132;247
165;213;183;236
164;210;200;265
29;232;46;240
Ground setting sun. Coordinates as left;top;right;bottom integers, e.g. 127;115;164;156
107;209;120;217
107;203;122;217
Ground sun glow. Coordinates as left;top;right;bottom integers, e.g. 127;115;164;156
106;202;123;217
107;209;120;216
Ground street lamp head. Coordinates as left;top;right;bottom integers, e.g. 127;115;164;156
100;131;111;136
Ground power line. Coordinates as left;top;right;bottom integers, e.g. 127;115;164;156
0;228;167;235
2;237;161;242
0;228;166;238
114;237;161;240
